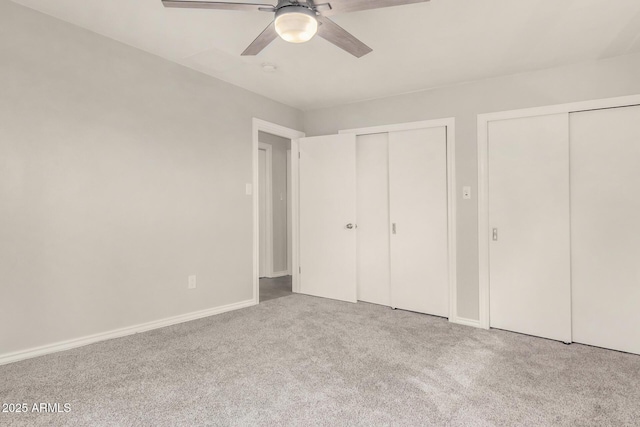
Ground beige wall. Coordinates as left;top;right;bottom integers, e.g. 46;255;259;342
0;1;302;356
304;52;640;321
258;132;291;274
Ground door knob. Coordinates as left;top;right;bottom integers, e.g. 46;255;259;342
346;223;354;229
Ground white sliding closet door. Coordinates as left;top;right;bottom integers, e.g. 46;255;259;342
356;133;391;306
389;127;449;317
299;134;358;303
488;114;571;342
571;105;640;355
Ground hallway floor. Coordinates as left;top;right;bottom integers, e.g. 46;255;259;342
259;275;292;302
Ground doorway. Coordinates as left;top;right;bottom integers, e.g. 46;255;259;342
258;133;292;302
252;119;305;304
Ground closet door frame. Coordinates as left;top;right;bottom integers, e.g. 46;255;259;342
477;94;640;330
339;118;459;324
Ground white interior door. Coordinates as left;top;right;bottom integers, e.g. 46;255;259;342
570;105;640;355
356;133;391;306
299;133;357;303
389;127;449;317
488;113;571;342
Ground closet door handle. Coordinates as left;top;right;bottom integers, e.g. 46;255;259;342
492;228;498;241
392;223;397;234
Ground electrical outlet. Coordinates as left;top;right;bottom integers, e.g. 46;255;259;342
188;275;197;290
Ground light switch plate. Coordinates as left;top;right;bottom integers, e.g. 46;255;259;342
188;275;197;289
245;183;252;196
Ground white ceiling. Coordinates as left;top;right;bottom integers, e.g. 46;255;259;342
12;0;640;110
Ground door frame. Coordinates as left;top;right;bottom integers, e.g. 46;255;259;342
258;142;273;278
339;118;458;323
477;94;640;330
253;119;305;304
286;150;293;275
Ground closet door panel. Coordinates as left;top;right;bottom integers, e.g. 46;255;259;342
356;133;391;306
488;113;571;342
571;105;640;355
389;127;449;317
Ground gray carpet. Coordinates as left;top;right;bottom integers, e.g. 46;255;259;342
1;294;639;426
260;276;292;302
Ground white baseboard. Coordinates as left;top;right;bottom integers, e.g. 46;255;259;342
0;299;256;366
449;316;482;329
269;271;291;278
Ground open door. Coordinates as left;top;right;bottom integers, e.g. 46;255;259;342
298;134;357;303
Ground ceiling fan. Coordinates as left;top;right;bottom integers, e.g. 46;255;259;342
162;0;430;58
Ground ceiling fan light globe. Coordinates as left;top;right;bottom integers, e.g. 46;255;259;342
274;7;318;43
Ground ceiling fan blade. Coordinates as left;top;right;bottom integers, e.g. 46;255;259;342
316;16;372;58
242;21;278;55
162;1;275;12
320;0;429;16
